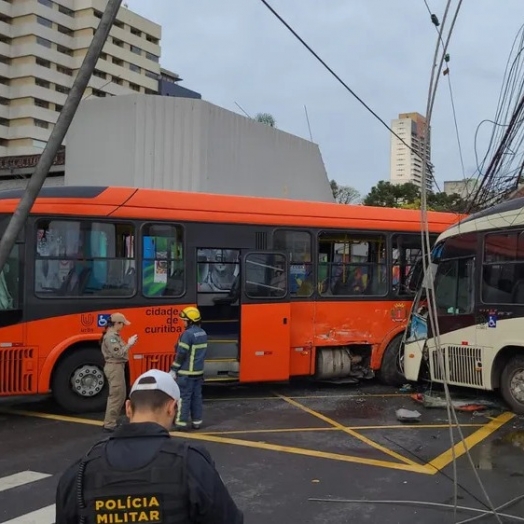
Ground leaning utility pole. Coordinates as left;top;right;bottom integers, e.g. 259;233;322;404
0;0;123;273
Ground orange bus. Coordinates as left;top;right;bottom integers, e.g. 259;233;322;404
0;186;461;412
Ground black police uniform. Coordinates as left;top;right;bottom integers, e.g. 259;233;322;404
55;422;244;524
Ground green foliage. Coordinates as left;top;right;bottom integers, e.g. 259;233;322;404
362;180;466;213
363;181;420;208
255;113;276;127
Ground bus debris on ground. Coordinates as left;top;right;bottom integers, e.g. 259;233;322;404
411;392;504;412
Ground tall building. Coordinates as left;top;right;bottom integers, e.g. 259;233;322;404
0;0;161;158
159;67;201;100
389;112;433;191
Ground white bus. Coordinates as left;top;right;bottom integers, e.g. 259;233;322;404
403;197;524;414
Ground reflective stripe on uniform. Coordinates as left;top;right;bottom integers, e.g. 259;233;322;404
177;370;204;376
189;343;207;373
175;399;187;426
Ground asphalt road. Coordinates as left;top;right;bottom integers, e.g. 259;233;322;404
1;381;523;523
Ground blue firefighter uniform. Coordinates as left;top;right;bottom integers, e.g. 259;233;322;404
171;310;208;430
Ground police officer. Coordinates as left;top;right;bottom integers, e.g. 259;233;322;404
100;312;138;432
55;369;244;524
170;306;208;431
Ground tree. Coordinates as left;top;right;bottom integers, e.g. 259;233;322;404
255;113;276;127
363;181;419;208
427;191;465;212
363;180;467;213
330;179;361;204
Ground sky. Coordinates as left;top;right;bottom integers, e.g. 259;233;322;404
126;0;524;198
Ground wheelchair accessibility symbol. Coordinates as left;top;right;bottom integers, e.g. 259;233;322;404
97;314;111;328
488;313;497;328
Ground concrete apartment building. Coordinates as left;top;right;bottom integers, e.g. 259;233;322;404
0;0;161;158
389;112;433;191
443;178;478;200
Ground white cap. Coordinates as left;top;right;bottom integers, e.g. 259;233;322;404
130;369;180;401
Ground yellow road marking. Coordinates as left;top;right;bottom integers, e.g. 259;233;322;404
167;429;431;474
201;423;484;436
0;407;482;434
425;411;515;473
0;407;512;476
0;406;428;474
0;408;102;426
205;393;409;402
276;393;420;467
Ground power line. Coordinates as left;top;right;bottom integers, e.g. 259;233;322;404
258;0;439;191
419;2;504;521
423;0;466;184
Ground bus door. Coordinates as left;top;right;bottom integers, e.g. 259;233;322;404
196;248;241;370
239;251;291;382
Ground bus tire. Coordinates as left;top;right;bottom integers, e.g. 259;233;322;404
51;347;108;413
378;334;405;387
500;355;524;415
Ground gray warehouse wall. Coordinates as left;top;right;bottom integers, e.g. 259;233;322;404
65;95;334;202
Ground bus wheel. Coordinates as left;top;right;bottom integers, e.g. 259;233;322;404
378;334;405;387
52;347;108;413
500;355;524;415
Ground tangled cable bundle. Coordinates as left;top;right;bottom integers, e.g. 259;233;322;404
468;22;524;212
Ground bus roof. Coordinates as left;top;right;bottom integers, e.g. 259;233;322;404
0;185;463;232
437;196;524;242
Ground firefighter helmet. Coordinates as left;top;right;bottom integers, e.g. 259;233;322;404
180;306;201;323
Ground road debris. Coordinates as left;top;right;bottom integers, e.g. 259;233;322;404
396;408;422;422
411;392;502;412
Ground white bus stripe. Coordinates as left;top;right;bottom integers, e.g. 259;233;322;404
1;504;55;524
0;471;51;493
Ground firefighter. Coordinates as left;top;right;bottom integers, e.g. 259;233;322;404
169;306;208;430
55;369;244;524
100;312;138;432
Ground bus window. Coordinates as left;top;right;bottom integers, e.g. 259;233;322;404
482;230;524;304
0;244;21;310
197;248;240;305
245;253;287;298
35;219;136;297
317;233;387;296
142;223;184;297
434;258;474;315
273;230;313;297
391;234;425;296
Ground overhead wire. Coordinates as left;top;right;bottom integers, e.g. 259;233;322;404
258;1;509;522
423;0;467;184
257;0;443;194
419;1;505;523
468;22;524;211
419;1;461;518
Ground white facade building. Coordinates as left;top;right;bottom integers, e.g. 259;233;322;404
443;179;478;200
0;0;161;158
65;95;335;202
390;112;432;191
